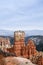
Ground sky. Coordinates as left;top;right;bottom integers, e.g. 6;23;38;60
0;0;43;31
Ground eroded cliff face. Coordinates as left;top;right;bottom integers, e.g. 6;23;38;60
27;39;37;58
37;56;43;65
1;31;43;65
13;31;37;59
0;37;11;51
0;31;37;58
13;31;25;56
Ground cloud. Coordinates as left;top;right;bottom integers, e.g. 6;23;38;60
0;0;43;30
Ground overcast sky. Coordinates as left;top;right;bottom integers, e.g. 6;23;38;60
0;0;43;31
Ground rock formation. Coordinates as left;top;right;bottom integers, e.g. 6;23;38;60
2;57;36;65
0;37;11;51
27;39;37;59
0;31;43;65
13;31;37;58
37;56;43;65
0;31;37;59
13;31;25;56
